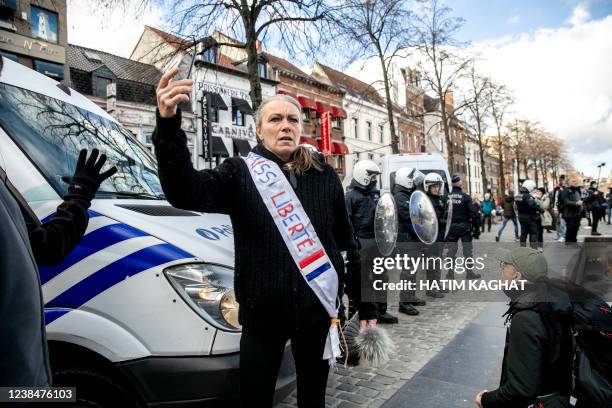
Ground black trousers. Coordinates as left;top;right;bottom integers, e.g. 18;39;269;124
519;217;538;249
481;214;492;232
240;319;330;408
537;218;544;247
396;241;421;303
423;242;443;288
565;216;580;243
446;224;474;278
591;209;600;233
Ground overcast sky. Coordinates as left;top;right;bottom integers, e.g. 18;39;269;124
67;0;612;178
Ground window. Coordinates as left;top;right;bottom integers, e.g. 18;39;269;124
232;107;245;126
208;108;219;123
31;6;59;44
1;52;18;62
258;62;267;79
353;118;358;139
94;77;113;98
202;47;217;64
378;125;384;143
302;109;310;123
366;121;372;141
368;153;374;160
331;117;341;130
0;82;163;199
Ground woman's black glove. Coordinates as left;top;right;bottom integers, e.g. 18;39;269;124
66;149;117;201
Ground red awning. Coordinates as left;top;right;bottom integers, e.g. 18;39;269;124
316;101;331;113
331;106;347;118
299;136;319;149
332;140;349;155
278;90;297;99
297;95;317;110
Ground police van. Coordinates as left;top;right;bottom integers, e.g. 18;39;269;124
0;58;295;406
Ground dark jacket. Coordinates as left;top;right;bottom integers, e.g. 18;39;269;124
1;169;91;387
393;188;418;242
449;186;479;231
502;195;515;218
482;284;573;408
561;187;582;219
345;183;379;239
152;110;358;329
515;190;541;221
585;187;605;211
427;192;447;242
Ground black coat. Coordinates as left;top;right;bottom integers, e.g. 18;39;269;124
345;184;379;239
0;170;91;387
152;110;358;329
449;186;479;230
561;187;582;219
393;188;418;242
482;285;573;408
515;191;541;221
427;192;447;242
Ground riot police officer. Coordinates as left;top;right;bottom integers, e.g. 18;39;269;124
446;175;481;280
346;160;398;324
424;172;448;298
515;179;542;249
393;167;426;315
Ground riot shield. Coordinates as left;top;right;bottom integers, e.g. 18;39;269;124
409;190;438;245
374;192;398;256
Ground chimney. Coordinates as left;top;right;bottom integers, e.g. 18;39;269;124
444;90;454;109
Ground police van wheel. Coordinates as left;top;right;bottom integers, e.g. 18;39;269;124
53;367;141;408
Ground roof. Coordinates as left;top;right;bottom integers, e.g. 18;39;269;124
316;63;384;106
68;44;162;86
263;52;309;77
145;25;189;49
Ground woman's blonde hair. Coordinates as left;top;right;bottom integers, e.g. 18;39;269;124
255;95;323;175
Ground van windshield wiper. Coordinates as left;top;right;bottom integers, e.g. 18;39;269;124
96;190;165;200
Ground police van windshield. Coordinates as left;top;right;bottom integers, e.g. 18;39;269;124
0;83;163;199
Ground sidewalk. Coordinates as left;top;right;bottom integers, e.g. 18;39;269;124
381;302;507;408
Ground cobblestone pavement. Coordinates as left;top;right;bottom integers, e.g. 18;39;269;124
276;218;612;408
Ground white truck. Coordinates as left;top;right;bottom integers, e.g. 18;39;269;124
0;58;295;407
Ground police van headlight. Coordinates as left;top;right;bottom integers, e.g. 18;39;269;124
164;263;241;331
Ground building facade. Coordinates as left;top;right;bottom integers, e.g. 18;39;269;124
312;62;393;181
130;27;277;169
0;0;68;82
67;43;196;153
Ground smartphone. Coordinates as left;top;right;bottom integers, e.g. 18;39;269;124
174;52;195;81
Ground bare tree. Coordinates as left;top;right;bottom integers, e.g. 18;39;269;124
413;0;472;172
335;0;414;153
463;63;492;192
103;0;334;108
487;81;513;196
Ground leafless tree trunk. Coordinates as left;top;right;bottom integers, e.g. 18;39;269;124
413;0;471;169
335;0;414;153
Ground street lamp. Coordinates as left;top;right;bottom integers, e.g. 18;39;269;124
596;162;606;188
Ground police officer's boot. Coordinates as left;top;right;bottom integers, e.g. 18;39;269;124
399;302;419;316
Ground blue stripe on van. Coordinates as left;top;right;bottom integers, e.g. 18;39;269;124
45;243;193;311
39;223;148;285
41;209;100;224
44;308;72;325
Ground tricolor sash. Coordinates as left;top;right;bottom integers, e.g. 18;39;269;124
242;152;341;363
